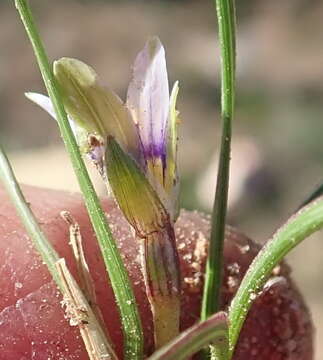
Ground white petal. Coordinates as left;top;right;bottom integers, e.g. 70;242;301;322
25;92;77;135
25;92;57;120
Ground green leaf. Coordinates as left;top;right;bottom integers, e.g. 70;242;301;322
228;197;323;357
298;182;323;209
201;0;236;324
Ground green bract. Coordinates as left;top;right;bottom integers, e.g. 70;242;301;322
106;137;168;237
54;58;141;160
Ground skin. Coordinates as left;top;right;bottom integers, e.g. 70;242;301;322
0;185;313;359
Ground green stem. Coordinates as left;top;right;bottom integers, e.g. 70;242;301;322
228;197;323;357
14;1;143;358
0;143;60;284
147;312;228;360
201;0;236;320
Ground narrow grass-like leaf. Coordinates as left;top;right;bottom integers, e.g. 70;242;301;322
0;143;60;284
0;143;117;360
298;182;323;209
228;197;323;357
201;0;236;320
147;312;228;360
13;1;143;358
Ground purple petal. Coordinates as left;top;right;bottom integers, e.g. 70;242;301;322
126;37;170;163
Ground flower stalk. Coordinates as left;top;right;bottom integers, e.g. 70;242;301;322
139;228;180;348
106;138;181;347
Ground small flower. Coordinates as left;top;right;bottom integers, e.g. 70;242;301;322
27;37;181;347
26;36;180;223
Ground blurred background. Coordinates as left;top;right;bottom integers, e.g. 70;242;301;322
1;0;323;357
